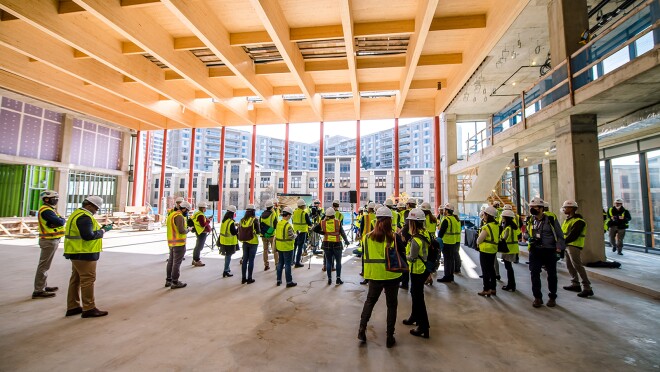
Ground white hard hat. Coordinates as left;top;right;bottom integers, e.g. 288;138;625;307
529;197;544;207
325;207;335;217
543;202;550;208
444;203;454;211
313;199;321;204
503;204;513;210
197;201;208;208
40;190;59;200
376;206;393;218
246;204;256;210
273;199;280;204
406;208;426;221
175;197;184;203
282;206;293;215
384;199;394;207
407;198;417;205
501;210;515;218
227;205;237;213
367;202;376;209
484;206;498;217
332;199;340;205
420;202;431;211
297;199;306;207
374;203;383;211
265;200;274;208
397;202;406;208
84;196;103;209
562;200;578;208
179;201;192;210
437;206;445;212
614;198;623;204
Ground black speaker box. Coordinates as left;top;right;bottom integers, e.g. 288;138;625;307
208;185;219;202
349;190;358;203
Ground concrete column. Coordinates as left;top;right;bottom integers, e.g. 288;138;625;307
440;113;458;207
116;132;132;212
547;0;589;63
556;114;605;263
54;114;75;215
542;159;558;211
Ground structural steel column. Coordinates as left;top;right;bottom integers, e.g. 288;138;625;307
158;129;168;215
393;117;400;198
217;126;226;222
187;128;196;201
514;152;522;213
355;120;361;212
250;125;257;204
284;123;289;193
131;130;141;206
142;131;151;207
318;122;324;203
433;116;442;210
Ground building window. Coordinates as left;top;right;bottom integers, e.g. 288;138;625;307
179;179;185;188
340;162;350;173
165;179;171;188
411;175;423;189
309;177;318;189
193;177;198;188
360;192;368;204
340;191;350;203
375;177;386;188
339;177;350;188
375;192;386;204
154;179;159;188
399;177;404;189
324;191;334;203
324;178;335;188
278;178;284;188
230;177;239;188
360;177;368;188
325;162;335;172
260;177;271;188
291;176;301;188
231;165;239;174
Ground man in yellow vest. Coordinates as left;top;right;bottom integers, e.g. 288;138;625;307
191;201;211;267
292;199;312;268
437;203;461;283
384;199;400;232
358;202;377;285
312;207;350;285
275;207;297;287
33;190;66;299
64;196;112;318
260;200;278;270
166;201;191;289
561;200;594;298
332;199;344;226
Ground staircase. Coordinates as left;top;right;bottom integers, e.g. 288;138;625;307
487;194;517;214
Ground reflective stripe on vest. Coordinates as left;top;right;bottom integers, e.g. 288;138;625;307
275;220;294;251
562;216;586;248
502;225;519;254
191;210;206;235
442;215;461;245
292;209;309;232
240;217;259;244
38;205;64;239
479;222;499;254
167;211;188;247
321;219;341;242
364;213;375;235
363;235;402;280
63;208;102;254
220;219;238;246
406;232;429;275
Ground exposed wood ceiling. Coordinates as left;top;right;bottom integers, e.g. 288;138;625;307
0;0;528;130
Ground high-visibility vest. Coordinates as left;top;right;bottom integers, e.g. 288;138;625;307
335;210;344;225
220;219;237;246
64;208;102;254
239;217;259;244
406;231;429;274
391;210;400;231
442;215;461;245
362;235;402;281
607;207;629;228
544;211;558;221
501;225;519;254
363;213;375;235
167;211;188;247
479;222;500;254
425;215;436;234
38;205;64;239
191;210;207;235
562;216;586;248
398;210;406;224
292;208;309;232
275;219;294;251
321;219;341;242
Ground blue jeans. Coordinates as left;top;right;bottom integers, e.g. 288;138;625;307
224;253;232;273
323;247;343;279
294;232;308;264
241;243;258;280
193;232;207;261
276;250;293;284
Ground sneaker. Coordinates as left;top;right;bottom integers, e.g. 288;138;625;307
546;298;557;307
361;280;369;285
192;260;205;267
65;307;83;317
165;280;172;288
44;286;59;292
532;298;544;308
577;289;594;298
336;278;344;285
170;281;187;289
286;282;298;288
563;284;581;292
294;263;304;268
32;291;56;299
81;308;109;318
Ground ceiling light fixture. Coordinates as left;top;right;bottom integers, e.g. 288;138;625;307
523;157;528;162
247;101;254;111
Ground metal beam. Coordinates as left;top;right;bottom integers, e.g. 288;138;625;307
187;128;196;201
158;129;168;214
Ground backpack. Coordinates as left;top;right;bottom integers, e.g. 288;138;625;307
238;218;255;242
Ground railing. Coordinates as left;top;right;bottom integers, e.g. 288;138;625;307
464;0;658;158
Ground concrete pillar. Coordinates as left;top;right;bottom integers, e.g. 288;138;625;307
542;159;559;212
556;114;605;263
55;114;74;215
116;132;132;212
547;0;589;63
440;113;458;207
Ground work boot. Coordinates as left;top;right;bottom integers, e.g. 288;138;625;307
336;278;344;285
402;318;416;326
264;265;270;271
81;308;109;318
563;284;581;292
242;278;247;284
32;291;56;299
410;327;430;339
532;298;544;308
577;289;594;298
357;327;366;343
247;279;255;284
222;271;233;278
192;260;205;267
170;281;187;289
44;286;59;292
437;277;454;283
546;298;557;307
490;289;497;297
65;307;83;317
328;278;332;285
477;290;491;297
386;335;396;348
276;281;282;287
165;280;172;287
502;285;516;292
294;263;304;268
286;282;297;288
360;279;369;285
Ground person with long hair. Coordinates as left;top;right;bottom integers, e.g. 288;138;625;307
500;210;519;292
402;208;430;339
218;206;239;278
239;204;261;284
358;207;401;348
477;206;500;297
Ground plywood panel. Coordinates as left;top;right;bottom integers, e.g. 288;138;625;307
279;0;341;28
351;0;417;23
357;67;404;83
308;70;350;85
205;0;267;33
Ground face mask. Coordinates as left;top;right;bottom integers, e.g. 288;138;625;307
50;198;59;206
529;208;540;215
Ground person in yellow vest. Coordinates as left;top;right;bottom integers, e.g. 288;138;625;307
167;196;185;216
191;201;211;267
272;198;281;220
359;202;377;285
312;207;350;285
476;206;500;297
384;199;400;232
607;198;631;255
292;199;312;268
499;209;519;292
437;203;461;283
275;207;297;287
543;201;558;220
308;199;323;255
402;208;430;339
561;200;594;298
64;195;112;318
357;206;401;348
32;190;66;299
260;200;278;271
332;199;344;226
397;202;406;227
165;200;191;289
239;204;261;284
218;205;238;278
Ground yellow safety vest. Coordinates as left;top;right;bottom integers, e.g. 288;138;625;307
442;215;461;245
479;222;500;254
391;210;400;231
425;215;436;235
292;208;309;232
64;208;102;254
562;216;586;248
335;211;344;225
398;210;406;224
166;211;188;247
239;217;259;244
322;219;341;242
220;219;238;246
502;225;519;254
544;211;558;221
191;210;207;235
363;212;376;235
38;205;64;239
362;235;402;281
406;231;430;275
275;219;294;251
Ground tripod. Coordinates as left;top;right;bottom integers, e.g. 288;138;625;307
205;200;218;252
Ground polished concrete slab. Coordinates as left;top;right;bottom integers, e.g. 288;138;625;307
1;230;659;371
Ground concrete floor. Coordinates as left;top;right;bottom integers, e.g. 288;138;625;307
1;230;659;371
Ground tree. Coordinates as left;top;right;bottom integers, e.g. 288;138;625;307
390;191;410;205
256;186;275;209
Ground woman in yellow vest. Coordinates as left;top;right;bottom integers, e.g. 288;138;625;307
275;207;297;287
33;190;66;299
500;209;519;292
166;201;191;289
292;199;312;268
561;200;594;298
477;206;500;297
437;203;461;283
239;204;261;284
312;207;350;285
358;206;401;348
402;208;431;339
218;205;238;278
191;201;211;267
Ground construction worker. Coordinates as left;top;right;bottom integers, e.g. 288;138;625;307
218;205;238;278
397;202;406;226
500;209;519;292
504;204;521;263
64;195;112;318
435;205;445;271
275;207;297;288
476;206;500;297
168;196;185;216
165;201;191;289
543;201;558;220
191;201;211;267
312;207;350;285
260;200;278;270
402;208;430;339
420;202;437;236
437;203;461;283
239;204;261;284
384;199;401;232
272;199;281;220
332;199;344;226
33;190;65;299
561;200;594;298
607;198;631;255
526;197;565;308
308;199;323;255
359;202;377;285
292;199;312;268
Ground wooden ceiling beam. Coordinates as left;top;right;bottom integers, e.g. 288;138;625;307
339;0;360;119
430;14;487;31
57;1;85;14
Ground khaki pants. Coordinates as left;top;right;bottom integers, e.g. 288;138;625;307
262;236;278;267
608;227;626;253
565;245;591;290
34;238;60;292
67;260;97;311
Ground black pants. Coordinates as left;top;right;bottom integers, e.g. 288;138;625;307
441;243;457;280
504;260;516;288
397;235;409;288
479;252;497;291
409;273;430;329
529;247;558;300
359;279;399;336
